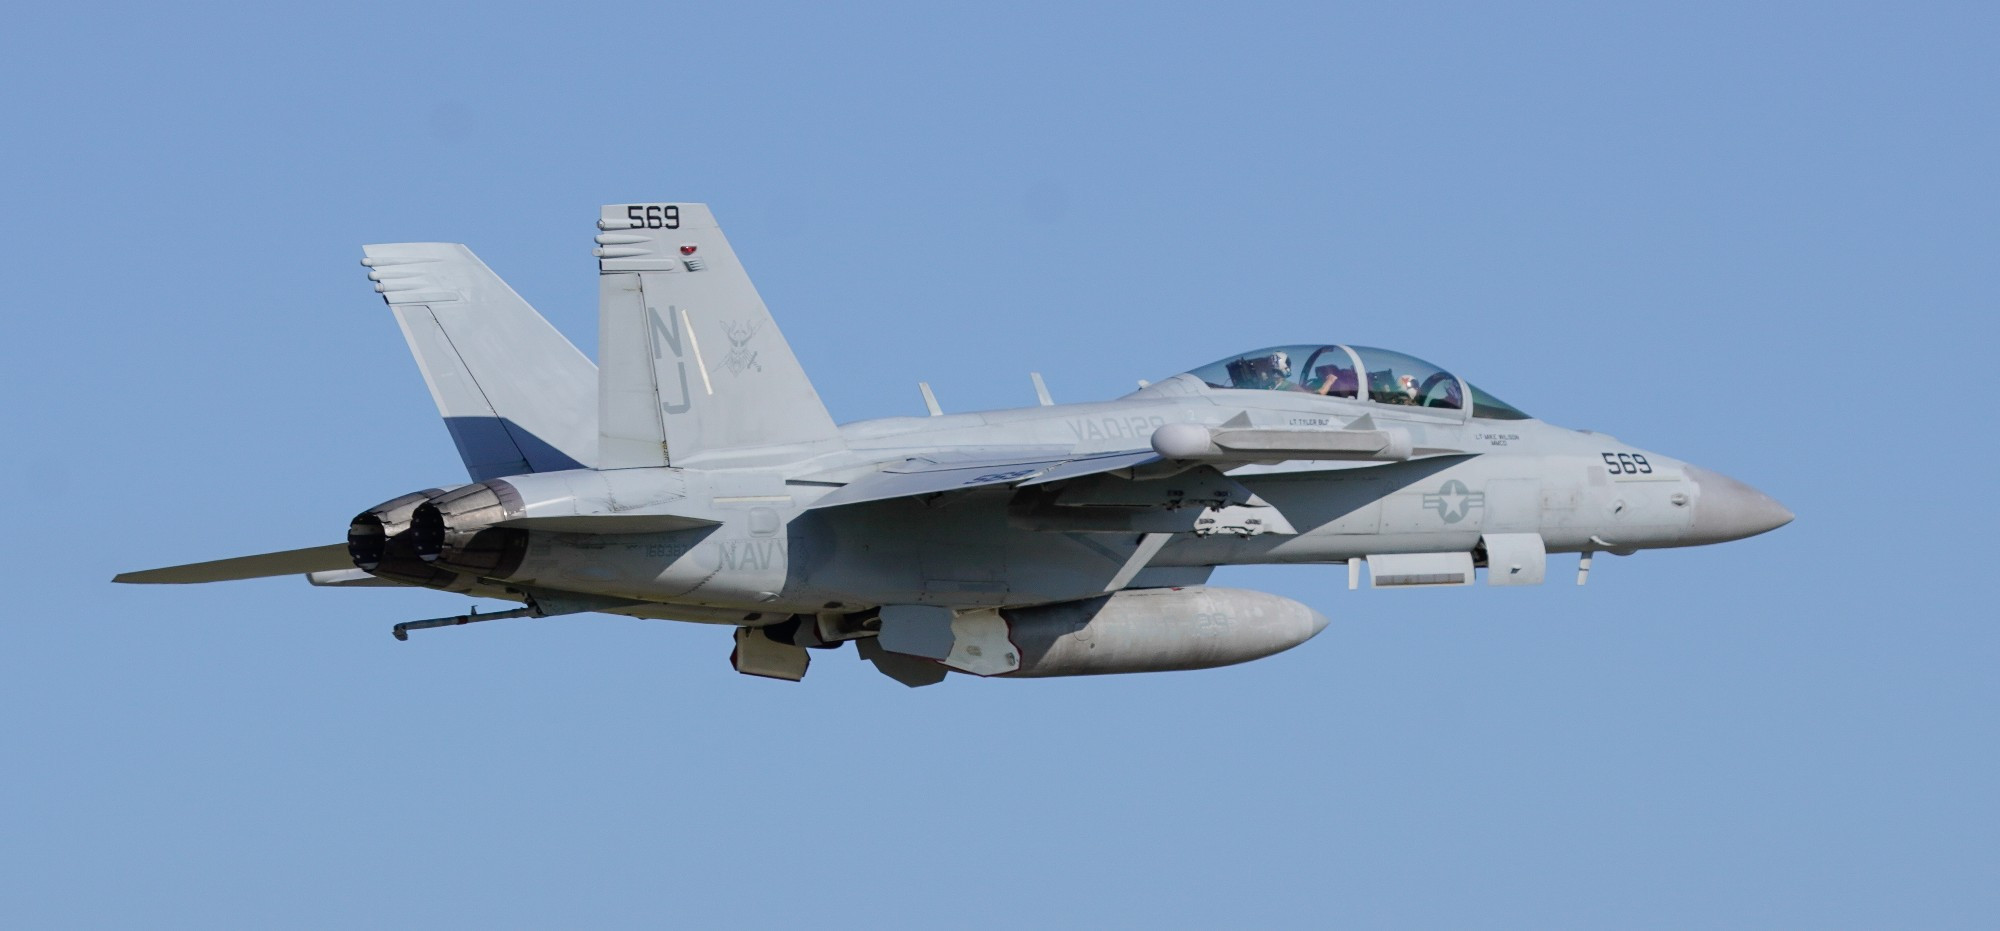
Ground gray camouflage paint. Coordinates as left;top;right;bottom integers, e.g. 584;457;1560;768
119;203;1792;684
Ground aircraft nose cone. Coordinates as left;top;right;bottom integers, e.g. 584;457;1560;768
1685;465;1793;544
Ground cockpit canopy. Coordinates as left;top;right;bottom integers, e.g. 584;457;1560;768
1181;345;1531;420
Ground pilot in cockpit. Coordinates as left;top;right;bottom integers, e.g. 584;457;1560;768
1309;363;1358;397
1225;350;1295;390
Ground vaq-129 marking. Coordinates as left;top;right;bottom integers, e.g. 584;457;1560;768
117;203;1793;686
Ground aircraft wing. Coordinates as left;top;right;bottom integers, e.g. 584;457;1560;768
115;544;355;584
805;449;1161;509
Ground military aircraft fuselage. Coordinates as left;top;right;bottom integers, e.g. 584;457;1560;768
120;203;1791;685
392;371;1788;620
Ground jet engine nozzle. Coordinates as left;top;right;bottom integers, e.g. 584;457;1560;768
347;488;469;588
411;481;530;579
347;516;388;571
348;489;443;571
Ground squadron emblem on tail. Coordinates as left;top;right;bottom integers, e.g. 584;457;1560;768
721;318;762;375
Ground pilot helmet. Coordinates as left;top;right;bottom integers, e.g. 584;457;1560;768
1257;350;1294;387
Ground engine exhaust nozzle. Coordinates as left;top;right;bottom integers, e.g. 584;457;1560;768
347;489;443;571
415;481;529;579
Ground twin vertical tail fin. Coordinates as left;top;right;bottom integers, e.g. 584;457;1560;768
363;243;598;480
594;203;842;468
365;205;837;479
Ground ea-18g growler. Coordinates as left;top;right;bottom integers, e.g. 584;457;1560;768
118;203;1793;686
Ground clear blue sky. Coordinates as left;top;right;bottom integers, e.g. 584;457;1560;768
3;2;1993;927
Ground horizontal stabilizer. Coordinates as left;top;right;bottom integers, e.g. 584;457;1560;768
308;568;405;588
115;544;353;584
806;449;1160;510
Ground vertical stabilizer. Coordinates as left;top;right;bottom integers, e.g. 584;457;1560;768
595;203;841;468
362;243;597;480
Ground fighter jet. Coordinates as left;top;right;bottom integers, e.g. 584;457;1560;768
117;203;1793;686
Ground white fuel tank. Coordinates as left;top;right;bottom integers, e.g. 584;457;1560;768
997;586;1329;678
